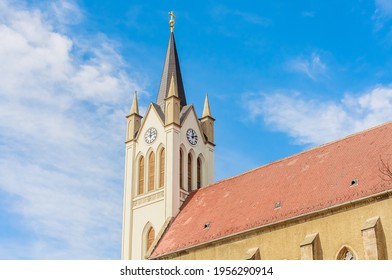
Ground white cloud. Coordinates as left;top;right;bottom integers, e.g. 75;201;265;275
244;85;392;146
286;52;327;80
0;0;140;259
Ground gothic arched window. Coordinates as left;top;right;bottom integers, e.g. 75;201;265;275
197;157;202;189
148;152;155;192
337;246;356;260
188;153;193;191
146;227;155;252
180;149;184;190
159;148;165;188
138;156;144;195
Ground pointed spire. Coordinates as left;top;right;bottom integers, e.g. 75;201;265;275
130;91;139;115
167;73;178;98
202;94;212;118
156;21;187;110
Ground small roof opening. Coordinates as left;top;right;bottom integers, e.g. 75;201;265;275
274;201;281;209
204;223;210;229
350;179;359;186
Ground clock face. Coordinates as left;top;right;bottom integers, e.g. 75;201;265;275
144;127;157;144
186;128;198;145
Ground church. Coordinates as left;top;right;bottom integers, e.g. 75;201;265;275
121;14;392;260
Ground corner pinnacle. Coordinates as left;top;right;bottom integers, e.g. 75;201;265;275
130;91;139;115
202;93;212;118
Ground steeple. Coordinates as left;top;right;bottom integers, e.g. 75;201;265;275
156;20;187;110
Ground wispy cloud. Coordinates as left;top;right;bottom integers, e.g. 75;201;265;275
375;0;392;16
286;52;327;81
211;5;271;26
302;11;315;17
243;85;392;146
215;148;258;181
50;0;83;25
373;0;392;31
0;0;139;259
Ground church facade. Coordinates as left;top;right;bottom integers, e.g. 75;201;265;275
121;16;392;260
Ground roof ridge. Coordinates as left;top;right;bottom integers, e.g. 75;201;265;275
204;120;392;189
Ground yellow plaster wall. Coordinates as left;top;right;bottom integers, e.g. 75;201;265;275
166;197;392;260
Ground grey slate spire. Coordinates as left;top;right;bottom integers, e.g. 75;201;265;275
156;32;187;110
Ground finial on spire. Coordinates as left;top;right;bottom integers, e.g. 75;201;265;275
130;90;139;115
168;11;175;32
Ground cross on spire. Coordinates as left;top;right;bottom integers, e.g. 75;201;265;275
169;11;175;32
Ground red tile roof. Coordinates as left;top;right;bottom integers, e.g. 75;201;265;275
151;121;392;258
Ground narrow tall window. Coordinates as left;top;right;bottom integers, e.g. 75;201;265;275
147;227;155;252
159;148;165;188
148;152;155;192
197;157;202;189
188;153;193;191
180;149;184;190
138;156;144;195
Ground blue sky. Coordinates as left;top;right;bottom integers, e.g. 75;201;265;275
1;0;392;259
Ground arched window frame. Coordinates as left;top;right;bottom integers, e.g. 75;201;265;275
141;222;155;259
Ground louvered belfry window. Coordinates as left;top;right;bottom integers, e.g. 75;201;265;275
148;152;155;192
188;153;193;191
159;148;165;188
197;157;202;189
180;149;184;190
138;156;144;195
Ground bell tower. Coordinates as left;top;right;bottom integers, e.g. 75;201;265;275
121;12;215;259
